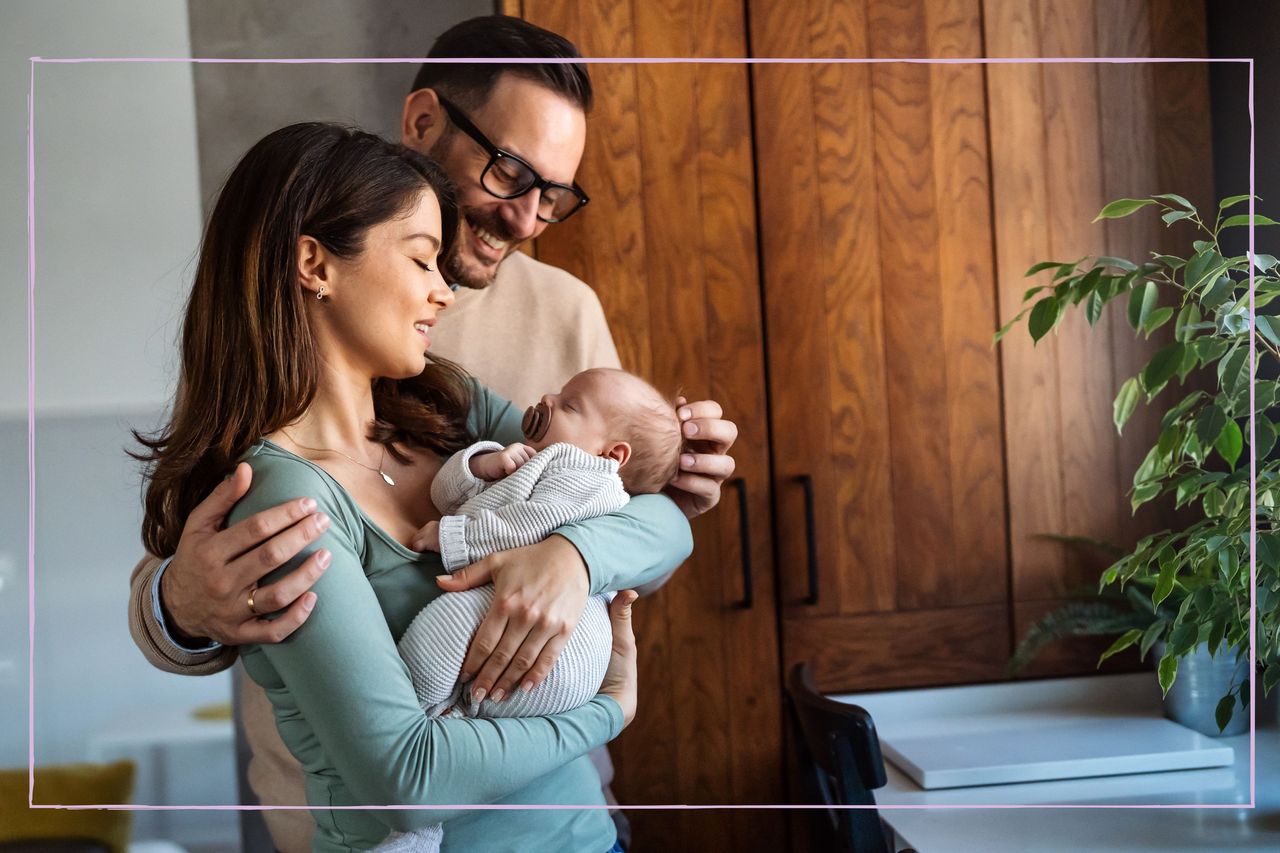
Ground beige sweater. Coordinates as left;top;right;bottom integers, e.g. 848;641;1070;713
127;251;621;852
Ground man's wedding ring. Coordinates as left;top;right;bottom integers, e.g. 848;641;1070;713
248;589;259;615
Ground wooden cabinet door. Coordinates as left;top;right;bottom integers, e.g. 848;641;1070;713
752;0;1012;694
506;2;786;850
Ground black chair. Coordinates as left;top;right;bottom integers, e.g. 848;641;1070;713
786;663;916;853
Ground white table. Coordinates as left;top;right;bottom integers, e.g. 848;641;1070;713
834;673;1280;852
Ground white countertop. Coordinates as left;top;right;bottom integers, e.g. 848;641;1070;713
833;673;1280;852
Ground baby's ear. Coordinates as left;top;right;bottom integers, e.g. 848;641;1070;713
604;441;631;469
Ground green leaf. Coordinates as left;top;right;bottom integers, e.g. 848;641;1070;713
1218;346;1249;396
1086;289;1106;325
1168;621;1199;656
1176;344;1199;382
1094;256;1139;272
1154;193;1196;211
1255;417;1277;459
1257;315;1280;347
1192;336;1228;366
1128;281;1158;330
1194;404;1229;448
1202;275;1236;309
1186;251;1230;293
1028;297;1060;343
1174;303;1202;343
1153;557;1178;606
1161;390;1206;429
1140;620;1167;659
1158;654;1179;696
1022;284;1047;301
1219;194;1252;211
1215;694;1237;733
1099;629;1144;664
1113;377;1141;434
1162;210;1194;225
1216;419;1243;469
1143;306;1175;336
1025;260;1069;277
1132;481;1162;511
1221;213;1280;228
1140;342;1186;395
1203;487;1226;516
1096;198;1157;221
1250;252;1278;272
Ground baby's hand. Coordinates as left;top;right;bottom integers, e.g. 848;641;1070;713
411;520;441;552
470;442;535;481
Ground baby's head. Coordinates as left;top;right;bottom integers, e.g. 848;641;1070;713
522;368;681;495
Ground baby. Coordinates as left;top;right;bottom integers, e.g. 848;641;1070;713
374;367;682;852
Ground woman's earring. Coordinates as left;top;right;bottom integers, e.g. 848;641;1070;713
316;285;327;301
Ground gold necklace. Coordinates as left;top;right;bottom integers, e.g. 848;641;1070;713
281;430;396;486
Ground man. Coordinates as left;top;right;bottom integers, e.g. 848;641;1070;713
127;15;736;852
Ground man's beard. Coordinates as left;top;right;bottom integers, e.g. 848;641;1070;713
445;208;520;290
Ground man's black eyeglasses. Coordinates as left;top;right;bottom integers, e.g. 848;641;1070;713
437;96;590;224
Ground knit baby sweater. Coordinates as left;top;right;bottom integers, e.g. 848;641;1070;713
377;442;628;853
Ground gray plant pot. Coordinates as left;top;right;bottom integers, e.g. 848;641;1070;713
1152;641;1249;737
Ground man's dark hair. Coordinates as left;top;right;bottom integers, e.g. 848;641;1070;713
411;15;592;112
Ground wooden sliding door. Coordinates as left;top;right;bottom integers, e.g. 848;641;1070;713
752;0;1012;693
505;2;785;850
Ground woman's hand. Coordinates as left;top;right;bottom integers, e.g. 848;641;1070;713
598;590;639;727
435;535;590;704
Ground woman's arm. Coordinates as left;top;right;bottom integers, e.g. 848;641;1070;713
232;454;623;831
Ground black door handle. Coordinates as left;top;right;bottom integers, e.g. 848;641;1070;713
797;474;819;605
728;478;752;609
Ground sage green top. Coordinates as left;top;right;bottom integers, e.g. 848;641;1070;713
229;384;692;852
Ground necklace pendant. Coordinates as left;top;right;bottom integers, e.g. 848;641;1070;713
380;470;396;486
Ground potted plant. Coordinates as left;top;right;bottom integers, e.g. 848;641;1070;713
997;194;1279;734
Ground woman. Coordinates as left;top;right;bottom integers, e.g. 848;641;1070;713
136;123;690;851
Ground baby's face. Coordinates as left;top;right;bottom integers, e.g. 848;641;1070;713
522;369;640;454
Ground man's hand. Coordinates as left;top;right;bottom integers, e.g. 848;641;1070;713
435;535;589;704
668;397;738;518
160;462;331;646
470;442;535;481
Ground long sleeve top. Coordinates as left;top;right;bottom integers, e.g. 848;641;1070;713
225;385;692;852
431;441;630;573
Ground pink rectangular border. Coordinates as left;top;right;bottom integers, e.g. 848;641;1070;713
26;54;1257;814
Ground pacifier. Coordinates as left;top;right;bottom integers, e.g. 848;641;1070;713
522;401;551;442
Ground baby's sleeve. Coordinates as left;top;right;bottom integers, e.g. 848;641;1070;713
429;440;504;513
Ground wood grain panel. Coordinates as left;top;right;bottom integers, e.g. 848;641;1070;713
869;3;960;611
783;604;1012;692
985;0;1071;620
1096;1;1172;550
517;5;784;847
751;1;840;619
925;0;1008;607
1036;0;1124;597
808;0;899;618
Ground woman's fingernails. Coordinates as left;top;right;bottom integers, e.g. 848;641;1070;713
317;549;332;568
300;498;317;512
472;687;487;703
682;454;695;468
683;421;699;437
460;671;473;683
679;407;692;421
521;680;534;694
491;688;506;702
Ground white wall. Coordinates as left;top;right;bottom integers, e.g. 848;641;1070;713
1;2;234;842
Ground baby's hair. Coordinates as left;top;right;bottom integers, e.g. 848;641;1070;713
596;369;683;495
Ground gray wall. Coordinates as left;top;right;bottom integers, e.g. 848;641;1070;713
187;0;493;208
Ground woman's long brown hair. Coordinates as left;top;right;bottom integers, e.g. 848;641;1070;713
135;123;472;557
